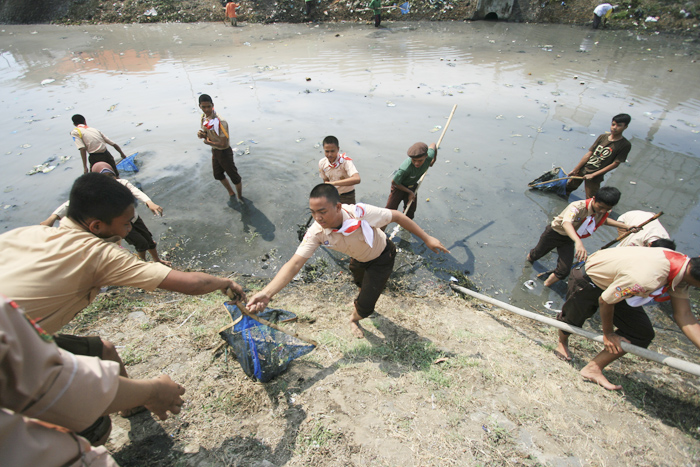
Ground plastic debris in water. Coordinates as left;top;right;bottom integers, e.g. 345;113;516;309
495;115;504;120
40;79;55;86
386;101;396;107
430;125;442;133
107;104;118;112
243;42;251;46
449;276;458;282
629;181;637;185
295;138;305;143
21;144;31;148
524;280;536;290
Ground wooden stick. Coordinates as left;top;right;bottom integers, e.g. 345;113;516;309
451;283;700;378
600;211;663;249
528;175;583;188
225;288;317;346
535;211;664;278
389;104;457;240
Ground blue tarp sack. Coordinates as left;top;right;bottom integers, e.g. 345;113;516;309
219;303;315;383
117;152;139;173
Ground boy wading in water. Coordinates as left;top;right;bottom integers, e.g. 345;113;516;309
197;94;243;208
318;135;361;205
566;113;632;199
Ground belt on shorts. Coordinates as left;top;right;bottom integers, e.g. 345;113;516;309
576;263;599;289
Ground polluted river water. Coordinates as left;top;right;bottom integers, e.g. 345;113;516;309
1;21;700;359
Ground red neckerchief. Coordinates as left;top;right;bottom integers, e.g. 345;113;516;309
329;153;350;169
76;124;88;129
652;250;688;302
332;204;373;246
577;198;610;239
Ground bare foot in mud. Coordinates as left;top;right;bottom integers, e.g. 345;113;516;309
554;330;572;361
350;320;365;338
581;362;622;390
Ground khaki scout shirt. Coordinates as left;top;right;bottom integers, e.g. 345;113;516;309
318;156;359;195
0;218;171;334
295;203;393;263
70;125;115;154
551;199;608;236
616;210;669;247
0;297;120;467
585;247;691;304
200;112;230;150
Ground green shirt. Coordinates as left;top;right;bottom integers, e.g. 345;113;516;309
392;148;436;188
369;0;381;14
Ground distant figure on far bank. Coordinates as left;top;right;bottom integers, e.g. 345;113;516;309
566;113;631;199
70;114;128;175
592;3;614;29
318;135;361;205
197;94;243;208
369;0;382;27
225;0;239;26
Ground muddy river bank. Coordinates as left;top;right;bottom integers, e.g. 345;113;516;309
1;21;700;360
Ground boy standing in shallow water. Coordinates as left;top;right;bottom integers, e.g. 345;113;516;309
318;135;361;205
385;141;437;220
197;94;243;208
566;113;632;199
70;114;128;175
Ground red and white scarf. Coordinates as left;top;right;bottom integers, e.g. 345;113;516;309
576;198;610;238
329;153;351;169
625;250;688;307
202;112;221;136
332;203;373;246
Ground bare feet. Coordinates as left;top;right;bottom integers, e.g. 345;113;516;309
555;330;572;361
581;362;622;390
543;273;560;288
156;259;172;267
526;253;533;263
350;320;365;339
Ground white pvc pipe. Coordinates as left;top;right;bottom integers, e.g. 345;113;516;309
450;284;700;378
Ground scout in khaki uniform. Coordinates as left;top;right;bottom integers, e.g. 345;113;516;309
527;186;634;287
385;141;438;220
197;93;243;207
555;247;700;390
0;174;245;429
247;184;449;338
70;114;128;175
318;135;361;205
0;296;185;466
615;210;672;248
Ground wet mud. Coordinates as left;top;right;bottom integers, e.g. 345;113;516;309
1;20;700;358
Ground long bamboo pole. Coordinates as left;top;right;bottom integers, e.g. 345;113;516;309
450;283;700;377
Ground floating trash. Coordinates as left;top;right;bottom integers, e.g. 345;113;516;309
630;181;637;185
386;101;396;107
144;8;158;16
295;138;305;143
495;115;504;120
524;280;536;290
562;125;572;132
40;79;55;86
20;144;31;149
243;42;251;46
107;104;118;112
544;301;561;313
429;125;442;133
59;155;71;163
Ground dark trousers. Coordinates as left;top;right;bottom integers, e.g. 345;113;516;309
373;13;381;27
529;225;575;281
566;166;602;197
212;147;242;184
385;184;417;219
349;241;396;318
89;149;119;177
54;334;104;357
339;190;356;205
557;267;655;348
124;216;156;253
